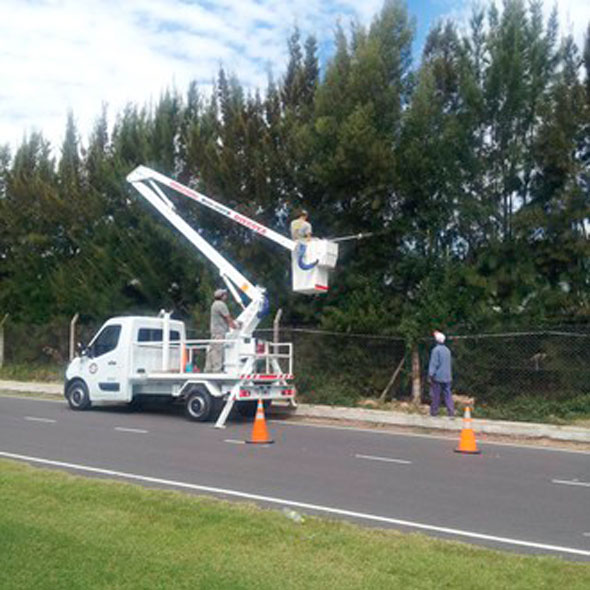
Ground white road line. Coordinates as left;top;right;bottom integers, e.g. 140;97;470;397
24;416;56;423
1;450;589;558
224;439;246;445
114;427;148;434
552;479;590;488
355;453;412;465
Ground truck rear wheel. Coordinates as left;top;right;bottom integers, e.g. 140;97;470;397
65;380;91;411
185;389;213;422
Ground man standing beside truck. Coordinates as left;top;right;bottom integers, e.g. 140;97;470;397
204;289;238;373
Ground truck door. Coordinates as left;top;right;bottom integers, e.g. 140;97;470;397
83;323;126;401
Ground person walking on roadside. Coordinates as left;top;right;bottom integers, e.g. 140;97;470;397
428;330;454;417
204;288;238;373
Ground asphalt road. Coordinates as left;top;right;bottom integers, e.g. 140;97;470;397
1;395;589;560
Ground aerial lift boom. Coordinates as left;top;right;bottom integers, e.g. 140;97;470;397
126;166;339;427
127;165;339;331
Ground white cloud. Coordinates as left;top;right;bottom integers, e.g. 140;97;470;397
553;0;590;46
3;0;584;156
0;0;383;153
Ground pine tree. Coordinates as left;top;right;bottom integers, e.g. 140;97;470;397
309;1;415;332
282;27;304;110
150;88;182;172
1;132;58;321
302;35;320;107
583;24;590;102
525;32;590;315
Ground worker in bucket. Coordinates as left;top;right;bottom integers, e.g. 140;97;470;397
428;330;454;417
290;209;312;242
290;209;318;271
204;288;239;373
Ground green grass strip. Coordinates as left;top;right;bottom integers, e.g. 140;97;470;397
0;458;589;589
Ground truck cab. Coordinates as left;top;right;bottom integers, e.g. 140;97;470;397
65;315;186;408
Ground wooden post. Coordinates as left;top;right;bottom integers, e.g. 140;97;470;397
0;313;8;369
379;355;405;403
69;313;79;361
411;344;421;406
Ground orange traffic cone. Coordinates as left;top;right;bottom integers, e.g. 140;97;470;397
454;404;481;454
246;399;274;444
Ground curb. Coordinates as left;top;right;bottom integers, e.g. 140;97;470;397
292;404;590;443
1;381;589;444
0;380;62;395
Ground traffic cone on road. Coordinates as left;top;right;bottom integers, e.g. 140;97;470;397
454;404;481;454
246;399;274;444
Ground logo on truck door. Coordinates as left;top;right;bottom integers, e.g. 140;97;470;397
89;363;98;374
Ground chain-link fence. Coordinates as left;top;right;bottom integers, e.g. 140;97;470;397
266;328;406;406
262;328;590;417
430;331;590;420
434;331;590;403
2;319;590;419
1;318;101;367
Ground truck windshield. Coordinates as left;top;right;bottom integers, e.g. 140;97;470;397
92;325;121;357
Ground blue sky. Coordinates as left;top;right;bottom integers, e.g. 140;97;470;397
0;0;588;152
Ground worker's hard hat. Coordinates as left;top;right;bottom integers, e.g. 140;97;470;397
214;288;227;298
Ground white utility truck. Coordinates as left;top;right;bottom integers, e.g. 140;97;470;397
64;166;339;427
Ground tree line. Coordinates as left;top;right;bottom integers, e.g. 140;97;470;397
1;0;589;343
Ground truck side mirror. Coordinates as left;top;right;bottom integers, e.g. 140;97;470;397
77;342;90;357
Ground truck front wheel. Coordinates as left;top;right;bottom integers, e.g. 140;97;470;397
185;389;212;422
65;380;91;411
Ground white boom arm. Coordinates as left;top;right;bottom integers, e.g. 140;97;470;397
129;165;296;251
127;165;339;296
127;167;266;336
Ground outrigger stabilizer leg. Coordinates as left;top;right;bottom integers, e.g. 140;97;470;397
214;383;240;429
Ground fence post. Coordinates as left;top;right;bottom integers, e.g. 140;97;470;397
0;313;8;369
379;355;405;403
273;309;282;373
69;313;79;361
273;308;282;345
411;344;421;405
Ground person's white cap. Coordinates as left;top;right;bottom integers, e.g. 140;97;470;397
433;330;446;343
214;288;227;298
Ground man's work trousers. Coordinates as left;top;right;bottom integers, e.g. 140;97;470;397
430;380;454;417
204;334;224;373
